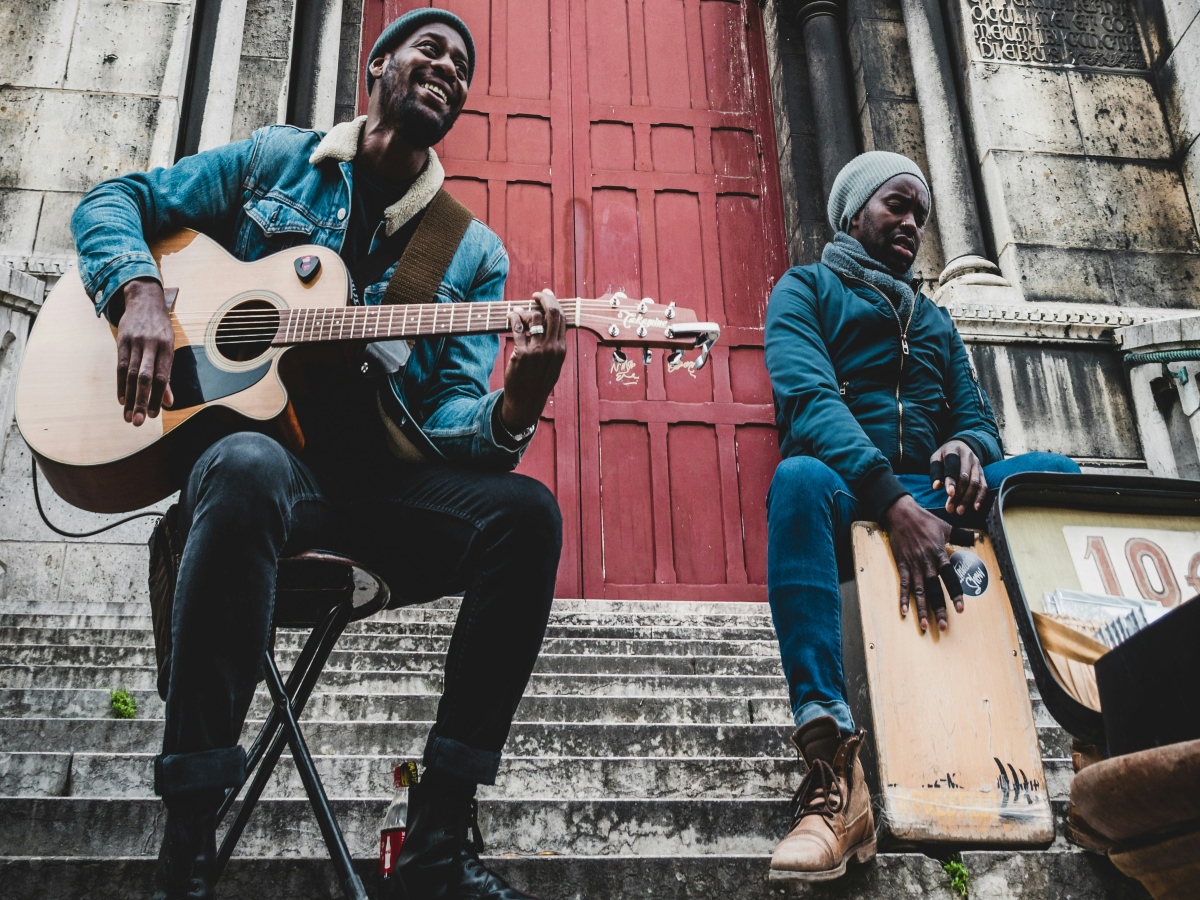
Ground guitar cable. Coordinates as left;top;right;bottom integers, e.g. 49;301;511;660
31;457;164;538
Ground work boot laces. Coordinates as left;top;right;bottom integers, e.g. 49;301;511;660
789;759;845;828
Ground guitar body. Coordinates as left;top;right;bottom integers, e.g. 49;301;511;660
16;230;348;513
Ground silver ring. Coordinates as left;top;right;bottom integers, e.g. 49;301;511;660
527;325;545;336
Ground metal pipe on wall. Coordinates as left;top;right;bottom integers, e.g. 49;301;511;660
784;0;859;204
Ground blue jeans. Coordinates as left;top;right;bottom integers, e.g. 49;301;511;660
766;452;1080;734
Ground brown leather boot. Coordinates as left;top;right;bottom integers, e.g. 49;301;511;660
769;716;877;882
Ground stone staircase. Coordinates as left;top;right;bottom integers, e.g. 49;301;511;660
0;593;1147;899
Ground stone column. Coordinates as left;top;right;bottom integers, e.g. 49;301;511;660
0;266;46;464
783;0;858;203
898;0;1018;302
289;0;346;132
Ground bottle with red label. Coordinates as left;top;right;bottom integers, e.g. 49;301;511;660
379;761;419;879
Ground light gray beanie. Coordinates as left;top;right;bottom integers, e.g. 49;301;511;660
826;151;930;233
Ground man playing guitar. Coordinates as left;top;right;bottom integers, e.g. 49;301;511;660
70;9;562;900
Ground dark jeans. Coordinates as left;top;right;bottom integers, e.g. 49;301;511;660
155;431;562;806
765;452;1080;735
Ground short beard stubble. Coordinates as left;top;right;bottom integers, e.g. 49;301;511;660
378;61;461;149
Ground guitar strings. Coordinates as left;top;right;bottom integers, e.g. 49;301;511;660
162;301;671;345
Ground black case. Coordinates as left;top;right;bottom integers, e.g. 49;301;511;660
987;472;1200;746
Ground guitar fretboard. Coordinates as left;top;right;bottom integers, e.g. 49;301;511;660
272;300;584;344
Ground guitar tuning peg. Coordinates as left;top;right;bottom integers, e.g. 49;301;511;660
612;348;627;364
643;348;653;366
668;349;683;366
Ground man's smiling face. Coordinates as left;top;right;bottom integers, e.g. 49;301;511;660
372;23;470;149
848;174;930;274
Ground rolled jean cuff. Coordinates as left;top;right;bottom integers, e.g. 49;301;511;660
423;728;501;785
154;746;246;799
794;699;855;737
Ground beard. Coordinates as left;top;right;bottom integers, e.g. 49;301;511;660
378;64;461;149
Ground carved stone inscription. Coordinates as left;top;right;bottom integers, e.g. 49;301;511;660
966;0;1147;70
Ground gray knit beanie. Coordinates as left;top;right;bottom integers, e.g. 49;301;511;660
826;151;930;233
366;8;476;94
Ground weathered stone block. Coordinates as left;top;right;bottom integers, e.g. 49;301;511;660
59;542;149;605
0;0;79;89
0;541;66;604
0;190;44;256
0;88;164;194
967;64;1083;157
241;0;296;60
63;0;183;96
1068;72;1172;159
999;244;1200;307
1162;0;1200;46
983;151;1200;253
849;16;916;102
967;342;1143;461
847;0;905;26
1159;12;1200;152
231;56;289;141
32;192;83;258
1183;132;1200;237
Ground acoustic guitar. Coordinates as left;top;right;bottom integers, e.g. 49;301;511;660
16;229;719;514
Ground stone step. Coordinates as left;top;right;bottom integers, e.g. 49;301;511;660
0;751;800;800
0;666;790;698
0;627;782;657
0;615;779;642
0;714;1076;763
0;688;794;726
0;600;777;631
0;750;1077;803
0;645;785;676
0;795;1094;860
0;852;1149;900
0;718;798;757
0;795;791;858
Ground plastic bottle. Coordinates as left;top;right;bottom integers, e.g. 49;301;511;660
379;761;419;878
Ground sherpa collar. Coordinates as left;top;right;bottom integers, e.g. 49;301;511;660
309;115;446;236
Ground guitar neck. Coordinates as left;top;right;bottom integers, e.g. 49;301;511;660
272;299;585;345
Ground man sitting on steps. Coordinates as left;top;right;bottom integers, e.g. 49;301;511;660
71;9;562;900
763;151;1079;882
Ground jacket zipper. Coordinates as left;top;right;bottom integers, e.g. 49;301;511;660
841;274;915;462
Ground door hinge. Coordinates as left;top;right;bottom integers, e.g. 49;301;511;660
755;133;764;157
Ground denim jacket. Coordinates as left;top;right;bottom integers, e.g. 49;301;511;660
70;117;527;469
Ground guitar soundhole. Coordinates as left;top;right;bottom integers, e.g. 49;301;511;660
214;299;280;362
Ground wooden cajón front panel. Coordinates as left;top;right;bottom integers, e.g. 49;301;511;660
360;0;786;599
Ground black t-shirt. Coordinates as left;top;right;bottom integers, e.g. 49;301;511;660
293;160;420;478
340;160;415;291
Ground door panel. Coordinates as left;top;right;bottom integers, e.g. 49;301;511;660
359;0;785;600
571;0;784;600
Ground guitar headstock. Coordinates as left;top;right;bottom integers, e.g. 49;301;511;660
576;291;721;370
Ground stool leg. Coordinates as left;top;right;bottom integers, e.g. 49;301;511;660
263;652;369;900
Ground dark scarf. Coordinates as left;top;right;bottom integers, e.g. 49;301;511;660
821;232;915;324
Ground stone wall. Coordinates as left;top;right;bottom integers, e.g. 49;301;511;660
846;0;947;280
0;0;194;282
1151;0;1200;241
762;0;829;266
944;0;1200;306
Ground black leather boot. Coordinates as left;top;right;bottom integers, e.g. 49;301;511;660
389;774;541;900
152;804;217;900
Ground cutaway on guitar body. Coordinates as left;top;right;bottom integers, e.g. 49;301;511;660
15;230;349;513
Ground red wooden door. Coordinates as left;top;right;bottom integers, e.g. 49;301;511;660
360;0;784;601
569;0;785;600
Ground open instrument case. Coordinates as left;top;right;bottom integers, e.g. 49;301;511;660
986;472;1200;746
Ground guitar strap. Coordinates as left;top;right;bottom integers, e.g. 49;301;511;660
372;187;475;462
